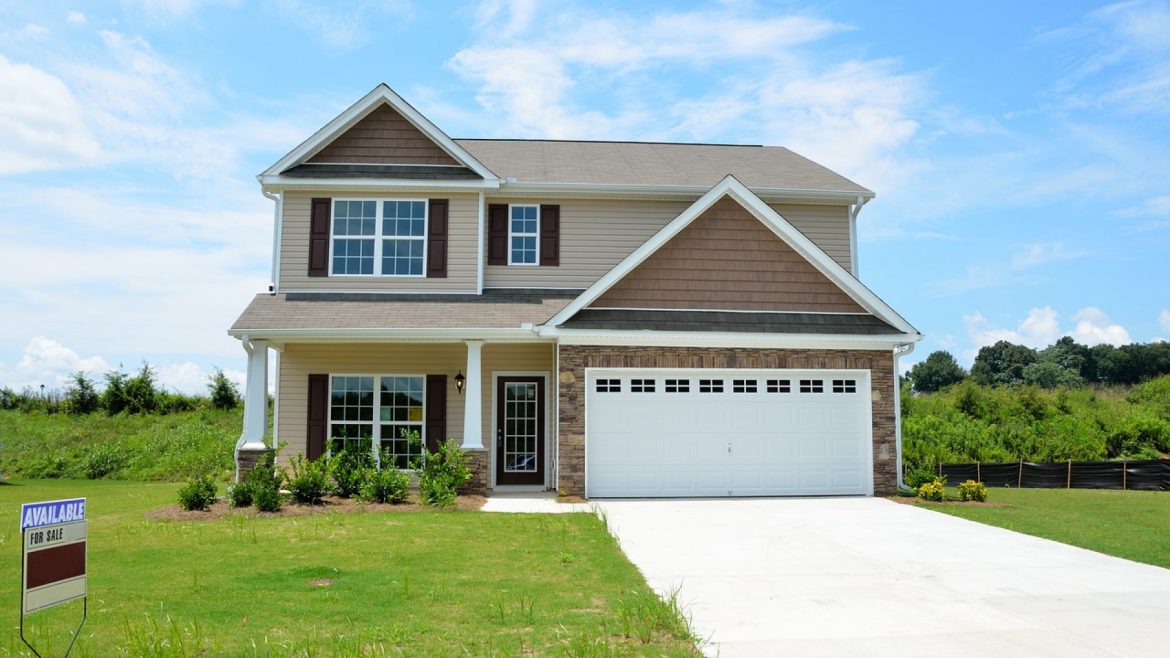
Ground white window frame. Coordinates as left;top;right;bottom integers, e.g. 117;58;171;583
507;203;540;266
329;198;428;278
327;374;427;470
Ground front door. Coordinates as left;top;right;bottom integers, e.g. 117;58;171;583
495;376;545;486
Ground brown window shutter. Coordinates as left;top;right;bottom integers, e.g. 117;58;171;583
425;375;447;453
427;199;448;278
306;374;328;460
309;198;331;277
539;204;560;266
487;204;508;265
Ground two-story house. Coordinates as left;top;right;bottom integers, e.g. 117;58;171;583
229;84;921;498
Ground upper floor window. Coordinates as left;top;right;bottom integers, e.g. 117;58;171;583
331;199;426;277
509;205;539;265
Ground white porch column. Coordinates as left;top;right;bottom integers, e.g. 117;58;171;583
238;337;270;451
461;340;484;449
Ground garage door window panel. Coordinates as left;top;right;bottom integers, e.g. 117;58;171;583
800;379;824;393
767;379;791;393
699;379;724;393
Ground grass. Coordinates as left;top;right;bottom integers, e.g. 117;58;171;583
0;409;241;481
917;487;1170;569
0;480;696;657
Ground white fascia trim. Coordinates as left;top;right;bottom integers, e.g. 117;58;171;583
497;180;874;203
227;327;547;342
277;288;478;295
546;174;921;338
261;84;499;182
259;176;500;192
542;327;918;350
588;306;875;316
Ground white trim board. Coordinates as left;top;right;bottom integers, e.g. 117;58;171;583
260;84;499;183
544;174;921;339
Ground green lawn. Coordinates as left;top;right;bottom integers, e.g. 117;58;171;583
0;481;697;657
918;487;1170;569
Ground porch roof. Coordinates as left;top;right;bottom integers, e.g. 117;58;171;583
559;309;903;335
229;289;579;334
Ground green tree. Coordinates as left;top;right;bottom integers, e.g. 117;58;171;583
64;371;101;415
971;340;1037;386
907;351;968;393
207;368;241;410
1022;361;1083;389
102;368;130;415
123;362;159;414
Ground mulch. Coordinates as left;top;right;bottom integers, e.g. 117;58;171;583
147;493;486;521
888;496;1009;508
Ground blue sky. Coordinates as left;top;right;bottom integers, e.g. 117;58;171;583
2;0;1168;393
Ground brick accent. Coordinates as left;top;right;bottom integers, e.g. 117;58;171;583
235;447;274;483
461;449;490;495
556;345;897;497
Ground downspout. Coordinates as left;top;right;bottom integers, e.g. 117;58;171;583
893;342;916;490
848;195;869;278
476;190;485;295
234;334;254;482
262;189;283;294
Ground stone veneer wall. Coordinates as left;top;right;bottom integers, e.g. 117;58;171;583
461;449;490;495
556;346;897;497
235;447;273;482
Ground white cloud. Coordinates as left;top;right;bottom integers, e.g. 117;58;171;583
1159;309;1170;332
929;242;1085;296
963;306;1132;362
155;362;246;395
66;11;86;24
0;56;101;174
1010;242;1088;269
0;338;110;391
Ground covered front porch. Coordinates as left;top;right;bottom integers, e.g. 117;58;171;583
235;338;557;494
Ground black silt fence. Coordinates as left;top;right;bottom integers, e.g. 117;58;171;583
938;460;1170;491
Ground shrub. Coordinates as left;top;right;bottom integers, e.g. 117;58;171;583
177;476;218;511
957;479;989;502
903;467;938;490
84;445;127;479
207;368;240;410
227;482;253;508
916;477;946;502
64;372;101;415
285;453;332;504
332;441;374;498
253;485;283;512
358;466;410;504
414;438;471;507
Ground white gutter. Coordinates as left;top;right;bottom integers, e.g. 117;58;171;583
262;189;283;294
259;176;501;191
848;195;869;278
227;327;547;341
541;326;920;350
893;342;916;490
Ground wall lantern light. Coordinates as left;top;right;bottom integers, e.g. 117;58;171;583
455;370;466;395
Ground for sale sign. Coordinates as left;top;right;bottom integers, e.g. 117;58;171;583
21;498;87;614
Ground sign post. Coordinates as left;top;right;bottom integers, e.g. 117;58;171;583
19;498;88;658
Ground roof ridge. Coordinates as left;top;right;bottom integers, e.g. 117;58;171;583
453;138;766;148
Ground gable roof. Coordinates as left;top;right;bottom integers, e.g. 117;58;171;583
544;175;920;338
260;84;498;182
456;139;872;198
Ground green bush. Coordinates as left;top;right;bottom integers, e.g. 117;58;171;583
227;482;253;507
903;467;938;489
177;476;218;511
332;441;373;498
252;485;283;512
358;466;410;504
84;445;127;479
207;368;241;410
957;479;989;502
414;438;471;507
65;372;101;415
285;453;332;504
916;477;946;502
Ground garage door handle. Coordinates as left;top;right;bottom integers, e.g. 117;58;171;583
728;441;732;454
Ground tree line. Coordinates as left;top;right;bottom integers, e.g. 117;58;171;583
907;337;1170;393
0;363;241;415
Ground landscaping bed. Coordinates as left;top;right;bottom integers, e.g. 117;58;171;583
148;492;487;521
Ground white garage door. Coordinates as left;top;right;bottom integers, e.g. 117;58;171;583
586;369;872;498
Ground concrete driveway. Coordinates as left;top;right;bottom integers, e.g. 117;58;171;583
597;497;1170;657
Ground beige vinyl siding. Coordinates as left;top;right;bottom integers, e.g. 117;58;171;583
484;197;852;289
770;203;852;272
485;198;690;289
279;191;478;292
277;342;554;464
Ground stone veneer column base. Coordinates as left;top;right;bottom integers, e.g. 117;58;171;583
461;449;490;495
235;447;274;483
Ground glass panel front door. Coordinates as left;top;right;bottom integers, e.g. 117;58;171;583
496;376;545;486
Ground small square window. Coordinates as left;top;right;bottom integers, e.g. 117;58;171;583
699;379;724;393
832;379;857;393
799;379;824;393
766;379;791;393
631;378;656;393
664;378;690;393
595;378;621;393
732;379;758;393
